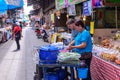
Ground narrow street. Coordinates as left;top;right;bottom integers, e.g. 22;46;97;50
0;27;49;80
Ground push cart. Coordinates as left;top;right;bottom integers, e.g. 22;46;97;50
32;46;84;80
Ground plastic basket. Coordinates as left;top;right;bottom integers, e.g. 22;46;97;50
77;68;88;79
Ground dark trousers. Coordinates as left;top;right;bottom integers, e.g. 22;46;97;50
82;56;92;80
15;38;20;50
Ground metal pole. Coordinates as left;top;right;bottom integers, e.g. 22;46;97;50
115;6;118;29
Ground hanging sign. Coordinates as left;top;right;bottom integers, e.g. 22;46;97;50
92;0;104;8
55;0;64;10
65;0;69;7
83;1;92;16
56;0;69;10
67;4;76;16
69;0;87;5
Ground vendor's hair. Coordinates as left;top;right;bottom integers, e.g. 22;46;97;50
66;19;75;25
75;20;86;29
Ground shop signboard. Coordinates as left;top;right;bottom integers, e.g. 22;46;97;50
67;4;76;16
56;0;69;10
92;0;104;8
104;0;120;6
83;1;92;16
65;0;69;7
69;0;87;5
56;0;63;10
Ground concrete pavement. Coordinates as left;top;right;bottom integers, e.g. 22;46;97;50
0;27;49;80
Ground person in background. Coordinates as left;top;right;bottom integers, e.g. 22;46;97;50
67;20;92;80
13;22;22;51
19;21;23;29
5;23;12;40
34;21;40;31
11;23;16;40
65;19;79;79
66;19;79;45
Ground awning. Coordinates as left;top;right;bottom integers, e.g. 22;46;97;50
6;0;24;9
104;0;120;6
0;0;7;11
0;0;24;12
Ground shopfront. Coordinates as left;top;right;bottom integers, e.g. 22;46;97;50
91;1;120;80
92;0;120;29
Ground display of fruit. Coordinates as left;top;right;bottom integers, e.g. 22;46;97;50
116;54;120;60
100;38;112;48
100;52;117;62
112;45;119;50
115;60;120;65
115;31;120;39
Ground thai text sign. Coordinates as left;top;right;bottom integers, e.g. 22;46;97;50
83;1;92;16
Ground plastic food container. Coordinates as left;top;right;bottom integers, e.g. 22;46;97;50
39;45;59;64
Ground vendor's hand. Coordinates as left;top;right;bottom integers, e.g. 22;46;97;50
67;46;74;50
68;44;71;47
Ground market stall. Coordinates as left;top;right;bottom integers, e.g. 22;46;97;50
91;55;120;80
33;43;88;80
91;34;120;80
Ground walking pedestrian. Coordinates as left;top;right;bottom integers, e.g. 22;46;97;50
19;21;23;29
13;22;22;51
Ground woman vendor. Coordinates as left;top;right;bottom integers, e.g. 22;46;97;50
67;20;92;80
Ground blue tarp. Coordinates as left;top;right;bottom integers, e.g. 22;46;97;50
0;0;24;12
0;0;7;11
7;0;24;10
